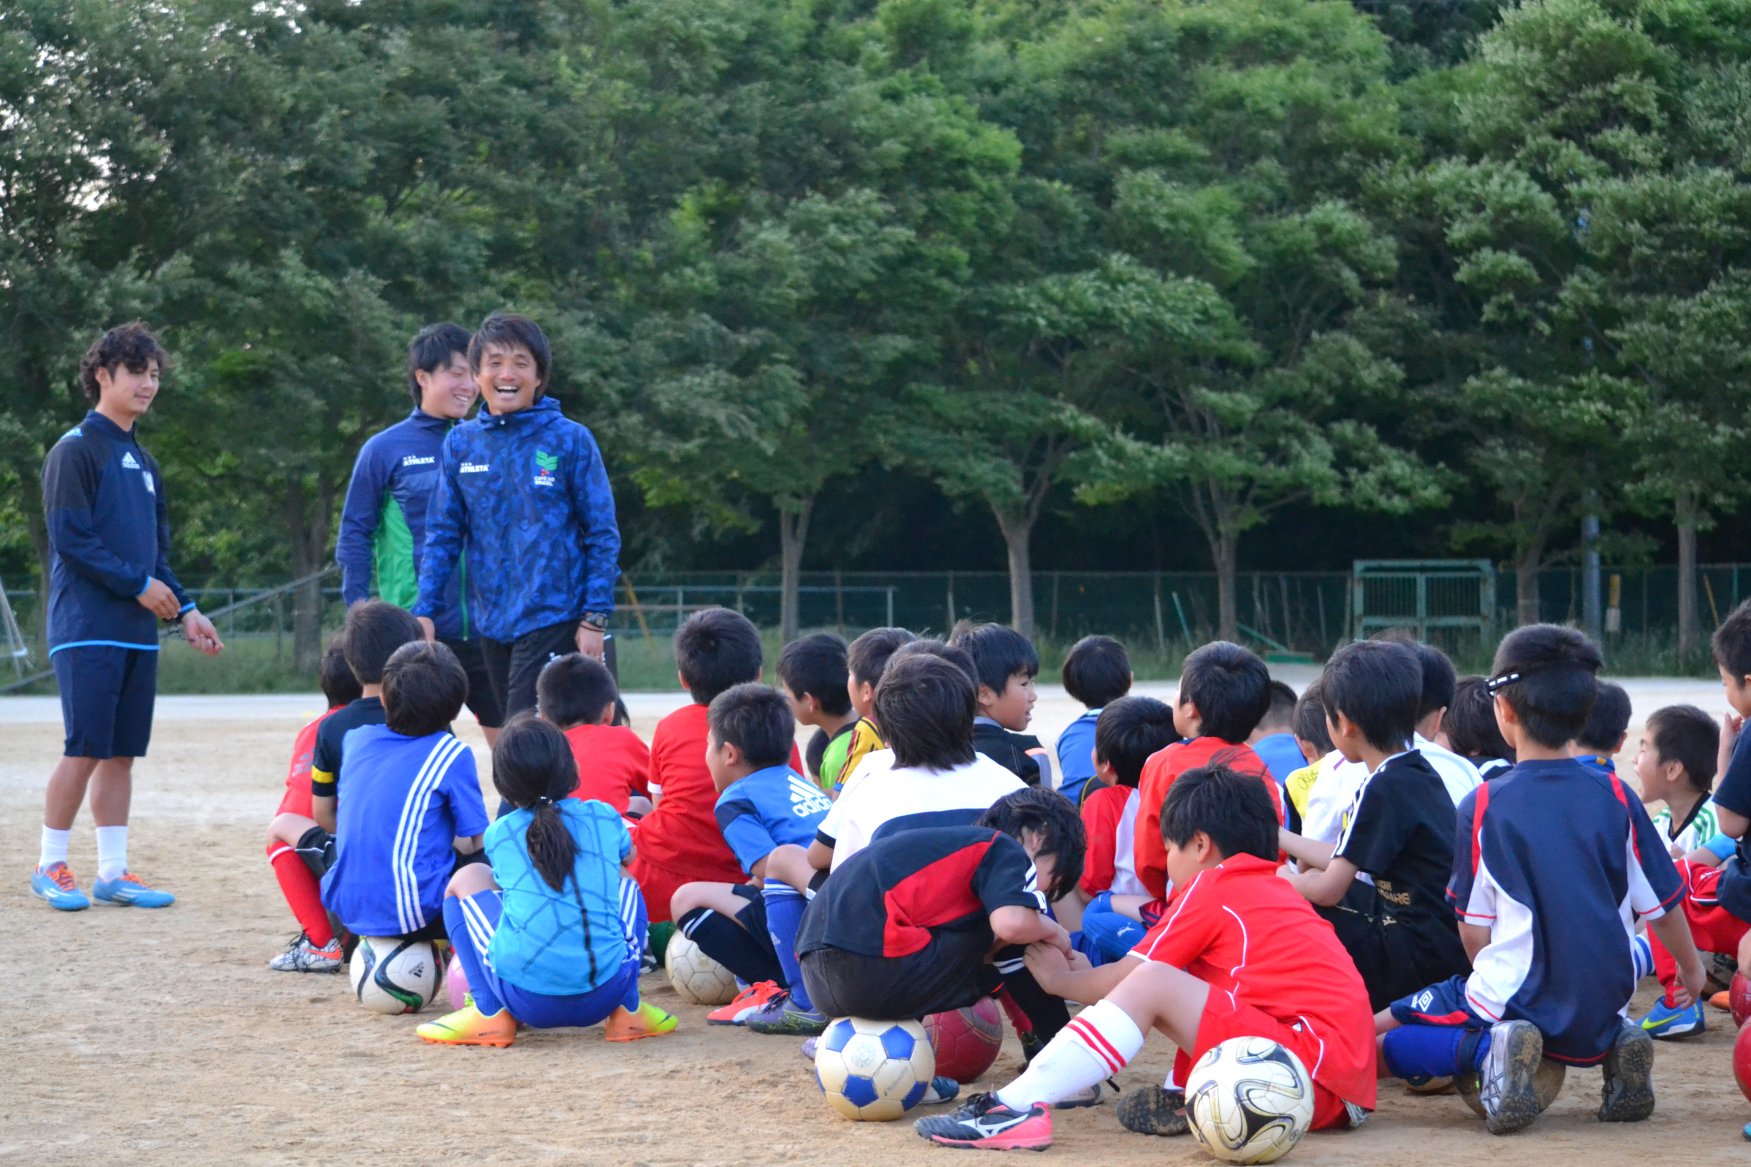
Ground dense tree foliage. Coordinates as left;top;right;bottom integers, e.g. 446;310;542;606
6;0;1751;648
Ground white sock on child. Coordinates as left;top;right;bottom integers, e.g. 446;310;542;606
95;826;128;881
39;826;71;870
1631;934;1654;980
996;1000;1145;1109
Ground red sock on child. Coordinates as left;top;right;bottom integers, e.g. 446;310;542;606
268;839;334;946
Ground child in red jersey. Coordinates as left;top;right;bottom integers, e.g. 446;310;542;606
537;652;651;817
916;766;1374;1152
264;637;360;972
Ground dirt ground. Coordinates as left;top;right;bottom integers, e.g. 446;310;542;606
5;676;1751;1166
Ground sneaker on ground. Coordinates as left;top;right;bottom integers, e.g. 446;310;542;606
745;992;828;1036
268;933;344;972
1710;989;1732;1012
417;997;518;1047
1056;1080;1112;1109
920;1076;962;1106
1477;1019;1543;1135
92;870;175;908
708;980;783;1026
1116;1086;1188;1135
30;862;89;911
606;1000;679;1042
799;1036;819;1061
914;1093;1052;1152
1639;998;1705;1039
1599;1020;1655;1123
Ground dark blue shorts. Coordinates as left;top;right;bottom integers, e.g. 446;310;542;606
53;645;158;759
1388;974;1487;1029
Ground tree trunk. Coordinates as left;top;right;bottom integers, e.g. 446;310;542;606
777;495;814;643
1214;531;1239;643
994;507;1036;639
1677;496;1700;661
1515;554;1540;627
285;480;330;675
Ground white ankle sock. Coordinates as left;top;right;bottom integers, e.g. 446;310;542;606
39;826;71;870
95;825;128;881
996;1000;1146;1108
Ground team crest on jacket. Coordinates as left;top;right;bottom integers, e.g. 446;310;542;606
533;450;559;487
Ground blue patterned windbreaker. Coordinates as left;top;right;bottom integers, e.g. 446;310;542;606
413;396;619;642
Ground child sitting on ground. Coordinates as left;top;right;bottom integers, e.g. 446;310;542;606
1381;624;1702;1135
1575;681;1632;780
1248;680;1304;787
914;765;1375;1152
1389;635;1482;805
1279;639;1470;1010
1282;679;1335;835
537;652;651;817
831;626;916;793
1637;705;1720;856
1056;636;1132;806
415;715;677;1047
668;684;833;1034
1073;697;1179;963
951;621;1052;787
777;633;858;792
1441;676;1515;779
265;636;361;972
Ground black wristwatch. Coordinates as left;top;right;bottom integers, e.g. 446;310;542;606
579;611;611;632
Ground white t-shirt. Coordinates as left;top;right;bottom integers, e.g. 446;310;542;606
1414;733;1482;807
816;753;1025;871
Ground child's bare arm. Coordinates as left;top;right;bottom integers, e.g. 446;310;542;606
313;793;336;834
806;840;834;870
989;906;1070;952
1024;941;1135;1004
1104;893;1151;922
1459;921;1491;962
1290;855;1358;908
1279;827;1335;870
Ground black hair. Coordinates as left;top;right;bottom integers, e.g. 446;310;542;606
1645;704;1720;794
1445;676;1515;764
381;640;468;737
1578;681;1632;752
890;638;979;688
1714;599;1751;679
1490;624;1604;749
948;620;1040;695
537;653;620;730
1178;641;1272;743
406;322;472;405
491;715;581;891
1321;639;1421;754
80;322;170;404
468;311;551;390
873;654;977;771
319;634;363;707
1291;678;1334;755
674;607;764;704
1258;679;1298;733
1375;630;1457;722
1061;635;1132;708
1094;696;1179;788
977;787;1086;902
847;627;917;687
778;633;852;717
341;600;425;685
1160;764;1279;863
708;682;796;769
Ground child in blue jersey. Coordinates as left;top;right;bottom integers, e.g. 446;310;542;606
1056;636;1132;806
417;715;678;1047
670;684;833;1034
1575;681;1632;779
316;640;489;943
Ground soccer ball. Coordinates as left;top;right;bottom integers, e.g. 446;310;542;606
921;998;1004;1083
1184;1037;1315;1164
663;932;738;1006
1454;1056;1566;1118
348;936;442;1015
814;1016;936;1121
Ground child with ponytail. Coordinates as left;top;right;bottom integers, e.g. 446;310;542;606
416;715;678;1047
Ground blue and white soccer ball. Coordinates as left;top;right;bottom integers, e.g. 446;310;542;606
1184;1036;1316;1164
813;1016;937;1121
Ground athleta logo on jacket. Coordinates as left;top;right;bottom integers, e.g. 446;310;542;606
533;450;559;487
459;461;490;474
401;454;436;467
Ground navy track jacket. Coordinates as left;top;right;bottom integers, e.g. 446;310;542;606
40;411;193;653
413;397;620;642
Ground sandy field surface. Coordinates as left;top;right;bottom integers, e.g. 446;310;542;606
6;675;1751;1166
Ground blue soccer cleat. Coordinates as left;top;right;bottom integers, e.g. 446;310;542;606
92;871;176;908
31;862;90;911
1638;998;1704;1040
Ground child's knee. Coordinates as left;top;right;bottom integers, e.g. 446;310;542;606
445;863;497;899
670;882;710;919
765;844;807;885
268;812;314;845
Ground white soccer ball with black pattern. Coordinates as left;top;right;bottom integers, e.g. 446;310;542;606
1184;1036;1316;1164
814;1016;936;1121
348;936;442;1014
663;932;738;1006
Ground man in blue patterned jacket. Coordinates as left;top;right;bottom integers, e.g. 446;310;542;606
413;312;620;720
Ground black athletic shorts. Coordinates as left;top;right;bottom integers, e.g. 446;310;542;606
479;620;581;722
439;636;505;730
800;926;991;1020
295;825;337;879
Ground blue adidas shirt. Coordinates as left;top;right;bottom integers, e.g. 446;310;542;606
321;728;487;937
1055;710;1100;806
486;799;633;996
714;764;833;873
